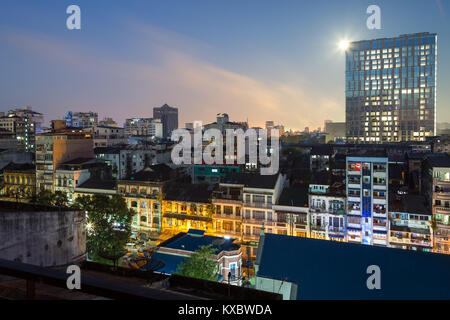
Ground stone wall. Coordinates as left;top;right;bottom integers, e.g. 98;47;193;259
0;207;86;267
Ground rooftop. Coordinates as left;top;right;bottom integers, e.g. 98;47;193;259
256;233;450;299
60;157;96;165
310;145;333;155
426;155;450;168
77;179;117;191
221;172;279;189
277;183;308;207
158;229;239;254
388;193;431;215
1;162;35;172
126;164;175;182
163;182;215;203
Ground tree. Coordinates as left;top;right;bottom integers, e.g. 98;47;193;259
174;244;219;281
73;194;135;267
205;200;216;218
34;190;68;207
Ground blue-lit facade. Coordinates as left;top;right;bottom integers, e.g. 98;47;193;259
346;32;437;143
346;157;388;246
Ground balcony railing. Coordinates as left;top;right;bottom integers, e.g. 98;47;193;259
243;202;272;209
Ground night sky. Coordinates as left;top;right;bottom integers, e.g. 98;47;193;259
0;0;449;130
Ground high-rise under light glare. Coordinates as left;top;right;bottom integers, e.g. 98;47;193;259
345;32;437;143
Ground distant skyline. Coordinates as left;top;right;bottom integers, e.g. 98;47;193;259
1;0;449;130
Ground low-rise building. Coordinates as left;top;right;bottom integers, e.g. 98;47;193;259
0;163;36;202
54;157;111;203
73;179;117;199
161;183;215;239
148;229;242;285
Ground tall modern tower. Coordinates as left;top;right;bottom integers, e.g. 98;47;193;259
153;104;179;139
345;32;437;143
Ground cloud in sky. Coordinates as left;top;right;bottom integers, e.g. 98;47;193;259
0;23;343;130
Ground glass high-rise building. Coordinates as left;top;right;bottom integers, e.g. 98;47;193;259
345;32;437;143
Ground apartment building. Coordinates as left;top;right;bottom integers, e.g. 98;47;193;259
35;129;94;191
118;164;177;237
272;184;309;237
64;111;98;128
83;125;127;147
346;155;389;246
388;193;432;251
240;173;286;260
94;145;154;179
0;107;43;152
124;118;163;138
346;33;437;143
212;181;244;240
0;128;17;150
309;177;346;242
422;156;450;254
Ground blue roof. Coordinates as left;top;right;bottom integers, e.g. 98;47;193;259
145;252;186;275
256;234;450;300
159;229;237;254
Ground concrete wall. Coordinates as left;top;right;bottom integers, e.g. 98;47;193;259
255;276;297;300
0;208;86;267
0;150;33;170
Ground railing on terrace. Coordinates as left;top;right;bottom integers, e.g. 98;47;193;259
243;202;272;209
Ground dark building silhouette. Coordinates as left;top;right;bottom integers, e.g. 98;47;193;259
153;104;178;139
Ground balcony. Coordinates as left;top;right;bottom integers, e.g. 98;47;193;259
216;230;242;238
295;223;307;230
373;211;387;218
213;198;243;205
311;225;326;232
434;206;450;214
243;218;274;226
328;226;345;234
242;233;260;241
243;202;272;209
213;214;242;221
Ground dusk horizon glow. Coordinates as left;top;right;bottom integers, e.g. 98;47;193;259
1;0;449;130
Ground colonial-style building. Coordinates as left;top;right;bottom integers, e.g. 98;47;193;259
160;182;215;240
118;164;177;238
149;229;243;285
1;163;36;201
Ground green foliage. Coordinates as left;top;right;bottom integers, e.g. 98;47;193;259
205;200;216;218
174;244;219;281
34;190;68;207
73;194;135;265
